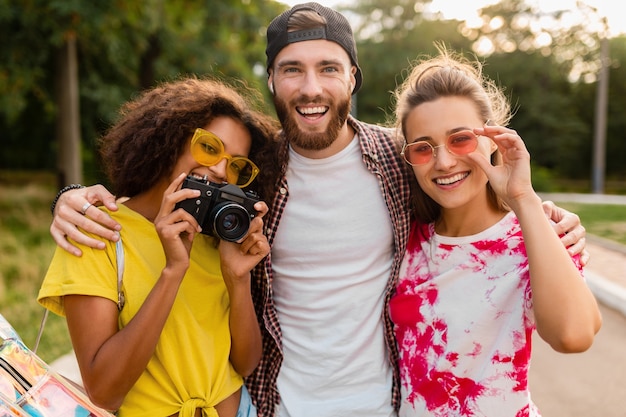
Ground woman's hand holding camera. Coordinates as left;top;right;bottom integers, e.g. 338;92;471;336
156;172;269;287
219;201;270;288
154;173;202;277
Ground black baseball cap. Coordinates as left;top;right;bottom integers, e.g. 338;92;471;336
266;2;363;94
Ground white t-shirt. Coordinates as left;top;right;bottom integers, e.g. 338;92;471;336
272;137;395;417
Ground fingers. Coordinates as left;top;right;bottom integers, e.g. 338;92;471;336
156;215;199;241
50;205;121;257
548;205;584;239
90;184;118;211
60;184;119;215
579;248;590;267
80;202;92;215
156;173;201;234
50;221;85;257
155;173;203;239
471;125;525;165
52;185;122;253
156;209;201;240
239;232;270;257
88;184;119;211
159;173;192;212
237;216;269;256
466;151;493;174
58;202;121;240
565;236;587;259
218;215;268;282
155;198;200;270
557;221;585;246
220;235;268;279
560;225;587;253
546;204;588;259
223;215;268;256
157;208;201;238
253;201;269;219
541;200;558;221
481;127;529;158
163;187;202;219
84;206;122;237
557;218;589;264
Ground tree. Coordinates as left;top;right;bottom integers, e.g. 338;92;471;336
3;0;625;188
341;0;626;188
461;0;605;82
573;34;626;183
604;36;626;180
483;50;589;178
56;31;82;186
0;0;285;184
341;0;472;123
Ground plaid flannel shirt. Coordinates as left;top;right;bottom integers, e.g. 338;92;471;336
246;115;412;417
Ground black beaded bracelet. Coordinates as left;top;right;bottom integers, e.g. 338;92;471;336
50;184;85;215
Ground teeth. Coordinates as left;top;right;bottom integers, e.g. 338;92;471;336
435;173;468;185
298;106;327;114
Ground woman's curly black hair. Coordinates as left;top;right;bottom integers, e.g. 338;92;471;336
98;76;280;201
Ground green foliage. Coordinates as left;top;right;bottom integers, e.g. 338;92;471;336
340;0;473;123
461;0;603;80
482;50;591;178
530;164;558;193
557;203;626;246
355;18;472;124
2;0;626;187
339;0;626;189
604;35;626;178
0;0;285;176
0;172;72;363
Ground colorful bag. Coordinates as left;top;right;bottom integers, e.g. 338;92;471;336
0;392;30;417
0;314;114;417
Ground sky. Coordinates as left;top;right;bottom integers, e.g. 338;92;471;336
279;0;623;37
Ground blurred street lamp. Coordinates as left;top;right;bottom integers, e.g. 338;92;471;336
592;17;609;194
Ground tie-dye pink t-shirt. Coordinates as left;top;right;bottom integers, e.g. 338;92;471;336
390;211;580;416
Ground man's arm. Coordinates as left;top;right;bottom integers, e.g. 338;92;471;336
50;185;121;256
542;200;589;266
51;185;589;263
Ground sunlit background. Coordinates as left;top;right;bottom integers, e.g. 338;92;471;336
2;0;624;193
282;0;623;36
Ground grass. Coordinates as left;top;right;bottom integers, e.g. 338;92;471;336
0;170;625;366
0;174;72;363
557;203;626;247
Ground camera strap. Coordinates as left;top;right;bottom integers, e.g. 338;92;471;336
116;238;125;311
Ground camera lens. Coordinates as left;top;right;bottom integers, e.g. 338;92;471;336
222;213;239;231
210;203;251;242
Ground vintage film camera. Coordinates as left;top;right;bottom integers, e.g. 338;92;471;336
175;176;259;242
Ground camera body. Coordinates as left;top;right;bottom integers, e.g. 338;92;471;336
175;176;260;242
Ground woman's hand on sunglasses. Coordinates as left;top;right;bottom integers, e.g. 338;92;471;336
468;124;535;210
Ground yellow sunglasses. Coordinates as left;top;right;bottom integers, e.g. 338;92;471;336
190;128;260;188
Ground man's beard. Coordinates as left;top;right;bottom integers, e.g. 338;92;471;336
273;93;351;151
